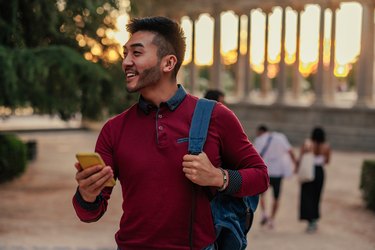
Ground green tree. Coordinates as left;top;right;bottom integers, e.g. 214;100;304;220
0;0;135;120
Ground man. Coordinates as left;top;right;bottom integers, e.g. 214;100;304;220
254;125;296;229
72;16;268;250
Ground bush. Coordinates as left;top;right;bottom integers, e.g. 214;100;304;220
25;140;37;161
0;133;27;184
360;160;375;212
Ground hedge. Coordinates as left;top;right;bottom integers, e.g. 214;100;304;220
0;133;27;184
360;160;375;212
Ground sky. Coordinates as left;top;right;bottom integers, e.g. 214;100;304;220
113;2;363;77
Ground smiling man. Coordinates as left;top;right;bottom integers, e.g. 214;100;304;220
72;16;268;250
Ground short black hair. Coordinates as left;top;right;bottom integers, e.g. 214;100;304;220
126;16;186;78
257;124;268;132
311;126;326;144
204;89;225;101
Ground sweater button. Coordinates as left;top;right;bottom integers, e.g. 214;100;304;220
158;126;163;130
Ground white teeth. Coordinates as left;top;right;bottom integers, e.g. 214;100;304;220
127;73;135;77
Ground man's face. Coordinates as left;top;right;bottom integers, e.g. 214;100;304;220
122;31;162;93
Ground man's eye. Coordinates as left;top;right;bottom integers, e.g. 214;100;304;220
134;51;141;56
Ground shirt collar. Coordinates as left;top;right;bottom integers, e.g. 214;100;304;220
138;84;187;114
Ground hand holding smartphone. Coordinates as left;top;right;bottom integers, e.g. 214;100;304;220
75;152;116;187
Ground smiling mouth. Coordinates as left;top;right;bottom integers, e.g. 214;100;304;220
126;72;137;81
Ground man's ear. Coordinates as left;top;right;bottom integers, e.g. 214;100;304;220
162;55;177;73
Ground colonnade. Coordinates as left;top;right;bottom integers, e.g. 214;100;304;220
181;1;374;108
132;0;374;108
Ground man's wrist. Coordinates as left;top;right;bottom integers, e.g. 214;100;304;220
217;168;228;191
78;188;97;203
74;187;102;211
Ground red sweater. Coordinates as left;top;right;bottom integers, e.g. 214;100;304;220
73;86;268;250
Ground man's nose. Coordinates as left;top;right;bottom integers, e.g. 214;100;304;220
122;55;133;70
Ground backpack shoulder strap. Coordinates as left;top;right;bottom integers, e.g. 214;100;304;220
188;98;216;155
187;98;216;249
259;133;273;157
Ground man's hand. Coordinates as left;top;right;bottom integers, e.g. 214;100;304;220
74;162;114;202
182;152;223;188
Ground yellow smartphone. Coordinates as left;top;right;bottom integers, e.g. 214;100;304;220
75;152;116;187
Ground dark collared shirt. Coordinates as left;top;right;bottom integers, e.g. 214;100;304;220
138;84;187;114
73;84;268;250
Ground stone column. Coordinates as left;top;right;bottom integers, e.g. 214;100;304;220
275;6;287;104
174;15;185;86
188;14;199;94
325;4;339;104
292;6;303;101
313;4;326;106
261;9;271;97
211;9;222;89
244;11;253;101
235;12;245;99
356;1;374;107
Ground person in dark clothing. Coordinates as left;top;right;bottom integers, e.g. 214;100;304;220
298;126;331;233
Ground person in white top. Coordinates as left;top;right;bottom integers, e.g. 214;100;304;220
254;125;297;229
297;126;331;233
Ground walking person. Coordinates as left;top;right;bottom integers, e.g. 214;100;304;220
298;126;331;233
72;16;269;250
254;125;297;229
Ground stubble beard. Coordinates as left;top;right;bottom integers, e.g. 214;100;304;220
126;63;162;93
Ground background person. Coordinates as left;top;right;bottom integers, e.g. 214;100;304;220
204;89;225;103
254;125;296;229
298;126;331;233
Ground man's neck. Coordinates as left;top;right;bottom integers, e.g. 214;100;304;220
140;79;178;107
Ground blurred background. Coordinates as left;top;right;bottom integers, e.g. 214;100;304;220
0;0;374;249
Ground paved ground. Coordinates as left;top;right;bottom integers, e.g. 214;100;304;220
0;129;375;250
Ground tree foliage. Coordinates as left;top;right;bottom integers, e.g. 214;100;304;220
0;0;135;120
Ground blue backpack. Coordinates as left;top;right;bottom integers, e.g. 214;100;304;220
188;98;259;250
